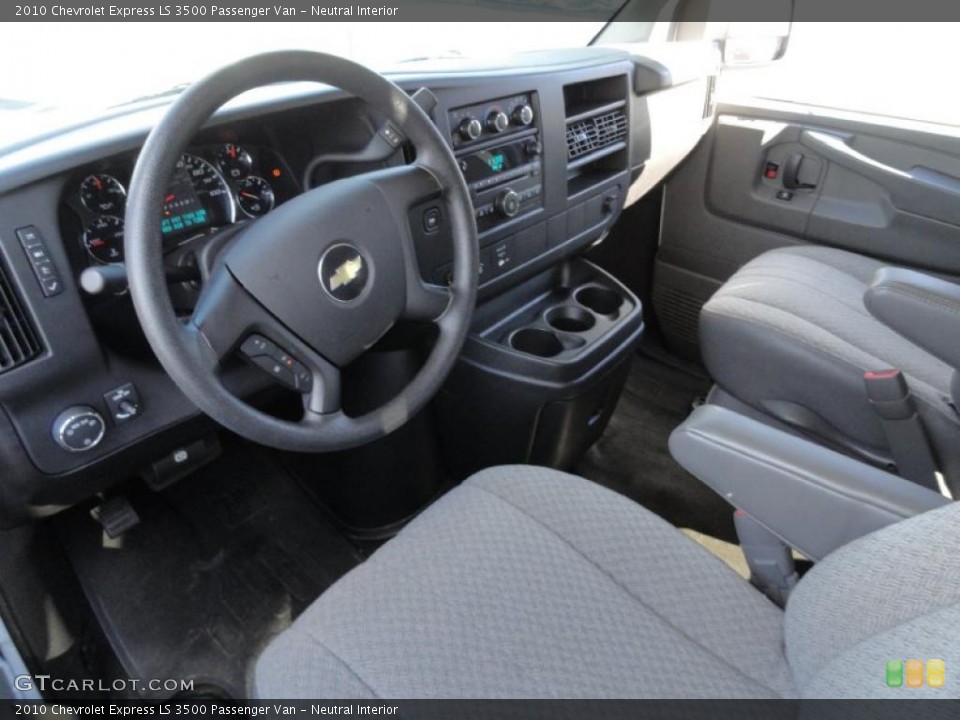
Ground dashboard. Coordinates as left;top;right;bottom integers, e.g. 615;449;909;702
0;46;717;525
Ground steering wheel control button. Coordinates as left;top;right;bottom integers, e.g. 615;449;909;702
16;226;64;297
240;335;312;393
422;207;442;233
379;122;404;148
103;383;142;426
240;334;277;359
319;244;369;303
53;406;106;453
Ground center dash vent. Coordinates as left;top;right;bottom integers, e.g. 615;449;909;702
566;108;628;163
0;263;42;374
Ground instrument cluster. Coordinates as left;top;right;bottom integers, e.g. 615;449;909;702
64;142;299;266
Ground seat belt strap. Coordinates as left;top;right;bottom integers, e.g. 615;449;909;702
864;369;940;492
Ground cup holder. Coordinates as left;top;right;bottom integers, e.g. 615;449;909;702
545;305;596;333
575;286;622;316
509;328;565;358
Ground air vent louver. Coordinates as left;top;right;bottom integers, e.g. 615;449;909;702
566;109;628;162
0;263;41;373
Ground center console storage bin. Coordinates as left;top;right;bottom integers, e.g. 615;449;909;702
437;258;643;478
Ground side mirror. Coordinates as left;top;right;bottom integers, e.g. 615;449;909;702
721;21;792;68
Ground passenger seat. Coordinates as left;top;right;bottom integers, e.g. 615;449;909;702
699;245;960;493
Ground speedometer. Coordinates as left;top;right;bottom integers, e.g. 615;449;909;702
161;153;234;238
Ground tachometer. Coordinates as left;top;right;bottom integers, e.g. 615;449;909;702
161;153;234;237
237;176;275;218
80;174;126;215
216;143;253;180
83;216;124;264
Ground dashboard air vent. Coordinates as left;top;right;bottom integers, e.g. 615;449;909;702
566;108;628;163
0;263;41;374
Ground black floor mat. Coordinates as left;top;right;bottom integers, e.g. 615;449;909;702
56;438;362;699
576;353;737;542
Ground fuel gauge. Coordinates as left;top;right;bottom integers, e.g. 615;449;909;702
237;176;275;218
83;216;125;264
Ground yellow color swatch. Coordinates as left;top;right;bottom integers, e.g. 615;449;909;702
927;659;945;688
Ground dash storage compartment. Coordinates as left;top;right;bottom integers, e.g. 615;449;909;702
437;258;643;477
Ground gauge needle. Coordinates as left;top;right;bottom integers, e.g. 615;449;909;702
240;192;258;199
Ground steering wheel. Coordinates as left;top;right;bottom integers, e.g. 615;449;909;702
125;51;478;452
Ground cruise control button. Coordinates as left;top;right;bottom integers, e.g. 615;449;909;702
240;334;277;359
251;354;298;390
293;364;313;393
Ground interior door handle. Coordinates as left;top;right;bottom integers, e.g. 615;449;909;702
800;129;960;226
783;153;816;190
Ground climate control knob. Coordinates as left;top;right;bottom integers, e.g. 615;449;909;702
458;117;482;141
495;189;521;218
512;103;535;126
486;110;509;133
53;406;106;453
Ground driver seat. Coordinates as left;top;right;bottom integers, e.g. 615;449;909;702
254;466;960;698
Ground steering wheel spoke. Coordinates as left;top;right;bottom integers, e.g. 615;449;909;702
190;266;275;365
402;282;452;322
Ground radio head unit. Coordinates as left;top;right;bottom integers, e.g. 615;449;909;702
449;92;544;233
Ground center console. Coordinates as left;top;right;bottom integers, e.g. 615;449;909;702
410;65;645;476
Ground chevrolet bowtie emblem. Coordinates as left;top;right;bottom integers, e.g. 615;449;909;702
319;244;369;302
329;256;363;291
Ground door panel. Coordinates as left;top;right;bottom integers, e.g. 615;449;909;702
654;99;960;359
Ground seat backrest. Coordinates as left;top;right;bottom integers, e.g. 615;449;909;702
784;500;960;697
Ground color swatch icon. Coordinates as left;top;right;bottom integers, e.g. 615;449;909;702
886;659;945;688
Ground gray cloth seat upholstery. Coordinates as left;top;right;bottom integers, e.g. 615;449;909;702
254;466;960;698
700;245;960;483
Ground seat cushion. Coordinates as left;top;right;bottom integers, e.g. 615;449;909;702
254;466;795;699
700;246;958;471
785;500;960;698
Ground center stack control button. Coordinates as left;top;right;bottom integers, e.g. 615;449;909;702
486;110;509;133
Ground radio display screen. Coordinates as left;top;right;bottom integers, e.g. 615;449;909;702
460;142;526;184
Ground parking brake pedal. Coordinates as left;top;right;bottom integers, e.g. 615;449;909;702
734;510;798;607
91;496;140;539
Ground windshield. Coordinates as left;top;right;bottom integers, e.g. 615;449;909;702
0;20;612;148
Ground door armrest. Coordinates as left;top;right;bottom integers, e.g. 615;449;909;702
669;405;948;561
865;267;960;371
